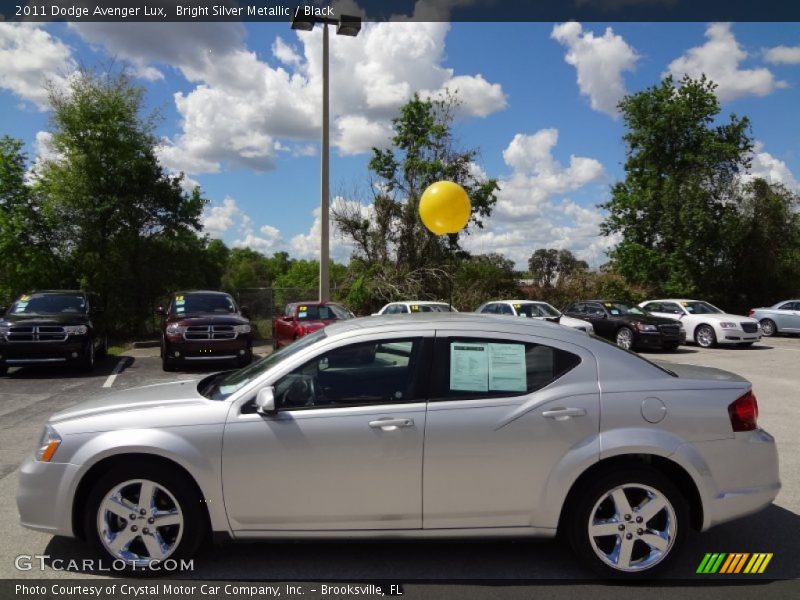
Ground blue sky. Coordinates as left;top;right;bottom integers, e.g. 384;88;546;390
1;19;799;268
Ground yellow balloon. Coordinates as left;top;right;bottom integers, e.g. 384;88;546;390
419;181;471;235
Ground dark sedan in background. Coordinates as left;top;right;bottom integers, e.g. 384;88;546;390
158;291;253;371
563;300;685;351
0;290;107;375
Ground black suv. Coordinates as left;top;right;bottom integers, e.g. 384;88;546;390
0;290;107;375
562;300;685;351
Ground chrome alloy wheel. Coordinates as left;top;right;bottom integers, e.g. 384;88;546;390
587;483;677;573
97;479;184;566
759;319;776;337
696;325;715;348
615;328;634;350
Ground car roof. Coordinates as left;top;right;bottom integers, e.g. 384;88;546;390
489;299;549;304
392;300;449;305
324;312;589;342
28;290;85;294
644;299;699;303
174;290;232;296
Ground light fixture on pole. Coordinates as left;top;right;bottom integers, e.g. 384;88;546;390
291;11;361;302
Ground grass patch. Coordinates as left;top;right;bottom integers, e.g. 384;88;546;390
107;344;132;356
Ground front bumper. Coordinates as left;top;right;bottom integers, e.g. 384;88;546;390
717;327;761;344
164;337;251;362
17;457;80;537
635;331;686;348
0;339;87;366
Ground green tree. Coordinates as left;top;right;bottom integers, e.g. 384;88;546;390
454;253;520;310
34;69;207;336
527;248;588;287
334;94;500;308
601;75;753;298
0;136;64;302
730;179;800;310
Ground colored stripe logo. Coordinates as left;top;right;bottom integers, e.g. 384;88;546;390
697;553;773;574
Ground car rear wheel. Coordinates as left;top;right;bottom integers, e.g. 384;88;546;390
84;463;206;574
695;325;716;348
759;319;776;337
615;327;635;351
567;468;688;579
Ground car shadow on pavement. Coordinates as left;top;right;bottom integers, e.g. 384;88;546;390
40;505;799;581
2;356;130;380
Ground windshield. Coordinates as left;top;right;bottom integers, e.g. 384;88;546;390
517;303;560;318
172;293;236;316
297;304;353;321
200;329;327;400
9;293;86;315
605;302;647;316
681;301;723;315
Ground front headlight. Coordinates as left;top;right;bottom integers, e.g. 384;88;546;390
166;324;187;335
233;324;251;334
63;325;88;335
636;323;659;332
36;425;61;462
719;322;737;328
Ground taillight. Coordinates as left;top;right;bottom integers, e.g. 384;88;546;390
747;309;754;317
728;391;759;432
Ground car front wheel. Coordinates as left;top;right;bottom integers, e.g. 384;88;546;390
615;327;635;351
695;325;716;348
759;319;776;337
80;340;95;372
567;468;688;579
84;464;206;574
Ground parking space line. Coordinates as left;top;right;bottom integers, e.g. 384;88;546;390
102;357;131;388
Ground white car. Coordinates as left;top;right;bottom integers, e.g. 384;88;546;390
638;299;761;348
475;300;594;334
373;301;457;316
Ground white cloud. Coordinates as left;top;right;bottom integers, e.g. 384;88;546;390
462;129;610;268
70;21;507;174
551;22;639;117
0;23;75;110
764;44;800;65
666;23;787;102
202;196;250;237
289;198;364;262
744;142;800;192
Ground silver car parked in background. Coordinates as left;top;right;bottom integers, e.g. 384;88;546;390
748;300;800;337
17;314;779;578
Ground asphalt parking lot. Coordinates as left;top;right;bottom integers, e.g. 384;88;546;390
0;338;798;582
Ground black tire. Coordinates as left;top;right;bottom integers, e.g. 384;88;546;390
566;467;688;579
694;324;717;348
97;335;109;358
80;340;96;373
759;319;777;337
84;462;206;576
162;338;177;372
237;348;253;368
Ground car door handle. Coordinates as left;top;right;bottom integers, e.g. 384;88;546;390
369;418;414;431
542;407;586;421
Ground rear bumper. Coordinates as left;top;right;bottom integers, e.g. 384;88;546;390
674;429;780;531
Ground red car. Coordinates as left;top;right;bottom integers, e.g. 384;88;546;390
272;301;354;349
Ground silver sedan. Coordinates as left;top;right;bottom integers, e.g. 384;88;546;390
17;314;780;578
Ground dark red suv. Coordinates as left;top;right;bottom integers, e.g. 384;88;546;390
157;291;253;371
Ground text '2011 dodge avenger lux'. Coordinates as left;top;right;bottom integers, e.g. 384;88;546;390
17;314;779;578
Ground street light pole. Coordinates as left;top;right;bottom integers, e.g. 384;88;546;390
291;13;361;302
320;22;330;302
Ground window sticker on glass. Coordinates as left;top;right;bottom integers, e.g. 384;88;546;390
299;311;308;318
175;295;184;302
604;303;613;308
16;302;28;310
299;305;307;311
176;306;185;313
609;309;621;315
175;299;185;306
411;305;420;312
450;343;489;391
20;295;30;301
488;343;527;391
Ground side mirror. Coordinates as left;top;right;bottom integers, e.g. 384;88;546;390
240;306;251;319
255;386;276;415
155;306;166;316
